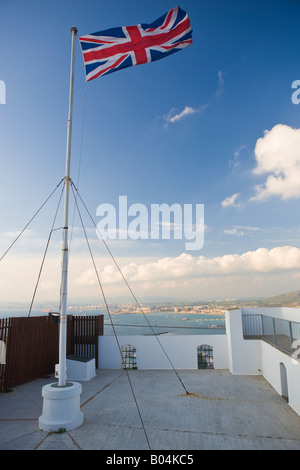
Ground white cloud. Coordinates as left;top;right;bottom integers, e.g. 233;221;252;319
223;227;245;236
0;229;35;239
216;70;225;97
163;104;208;125
230;145;247;168
221;193;241;208
40;280;59;290
75;246;300;287
2;246;300;302
168;106;197;123
218;70;224;86
223;225;263;237
250;124;300;201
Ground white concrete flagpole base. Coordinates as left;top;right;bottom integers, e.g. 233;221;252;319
39;382;83;432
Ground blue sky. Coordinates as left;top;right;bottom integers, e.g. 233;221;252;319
1;0;300;305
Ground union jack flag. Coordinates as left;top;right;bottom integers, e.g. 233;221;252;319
79;7;193;82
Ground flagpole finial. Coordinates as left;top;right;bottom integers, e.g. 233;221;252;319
71;26;78;35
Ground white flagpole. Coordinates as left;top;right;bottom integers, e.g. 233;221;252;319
58;25;77;387
39;26;83;432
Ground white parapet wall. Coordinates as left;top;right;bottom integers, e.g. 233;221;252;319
225;309;262;375
225;307;300;416
261;340;300;416
98;334;228;370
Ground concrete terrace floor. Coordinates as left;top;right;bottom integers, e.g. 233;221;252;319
1;369;300;451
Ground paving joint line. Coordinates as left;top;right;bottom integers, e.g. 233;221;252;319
92;420;300;443
81;371;125;408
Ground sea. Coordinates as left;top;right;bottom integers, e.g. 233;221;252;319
0;308;225;336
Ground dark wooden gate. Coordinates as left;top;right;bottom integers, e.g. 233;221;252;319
0;314;103;392
70;315;103;368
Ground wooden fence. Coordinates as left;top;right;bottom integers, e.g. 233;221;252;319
0;314;103;392
71;315;103;367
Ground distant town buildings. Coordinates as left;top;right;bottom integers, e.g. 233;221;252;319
67;302;227;315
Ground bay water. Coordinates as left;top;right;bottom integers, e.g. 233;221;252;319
0;308;225;336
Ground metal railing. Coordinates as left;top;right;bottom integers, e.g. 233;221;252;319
242;313;300;357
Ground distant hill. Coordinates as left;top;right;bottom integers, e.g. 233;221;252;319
209;290;300;308
225;290;300;308
1;290;299;311
258;290;300;307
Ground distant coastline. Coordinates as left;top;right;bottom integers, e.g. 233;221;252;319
1;289;299;317
109;310;225;315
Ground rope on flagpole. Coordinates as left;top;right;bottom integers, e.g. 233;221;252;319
0;178;64;263
28;184;65;317
70;183;152;450
70;180;190;396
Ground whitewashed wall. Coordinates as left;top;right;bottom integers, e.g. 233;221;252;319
225;309;262;375
261;340;300;416
226;308;300;416
98;308;300;416
98;334;228;370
